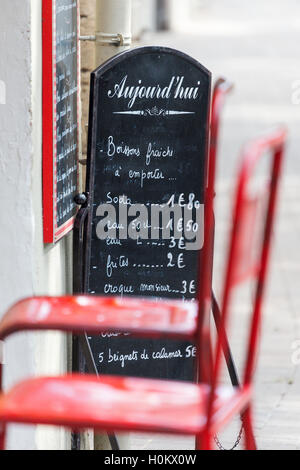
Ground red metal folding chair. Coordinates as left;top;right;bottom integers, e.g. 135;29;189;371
0;127;286;450
0;78;231;451
200;127;287;449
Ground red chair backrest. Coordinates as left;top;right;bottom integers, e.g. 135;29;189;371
196;79;233;381
207;128;286;412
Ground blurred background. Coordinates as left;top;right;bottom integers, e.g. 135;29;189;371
79;0;300;450
0;0;298;451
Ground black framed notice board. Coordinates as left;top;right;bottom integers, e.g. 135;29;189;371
43;0;80;243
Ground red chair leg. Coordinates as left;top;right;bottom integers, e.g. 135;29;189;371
0;424;6;450
243;407;257;450
196;433;213;450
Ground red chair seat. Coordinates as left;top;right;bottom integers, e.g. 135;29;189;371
0;297;197;341
0;374;251;436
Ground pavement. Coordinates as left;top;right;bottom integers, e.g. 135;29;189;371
130;0;300;450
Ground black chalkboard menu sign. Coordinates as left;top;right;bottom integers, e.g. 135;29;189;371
43;0;79;243
82;47;211;381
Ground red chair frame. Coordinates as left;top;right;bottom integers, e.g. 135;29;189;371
0;127;285;450
0;78;232;451
201;128;286;449
0;73;285;449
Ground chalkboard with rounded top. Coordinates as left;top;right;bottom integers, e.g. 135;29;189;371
77;46;211;381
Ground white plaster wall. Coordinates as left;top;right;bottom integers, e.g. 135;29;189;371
132;0;156;38
0;0;71;450
0;80;6;105
168;0;194;31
